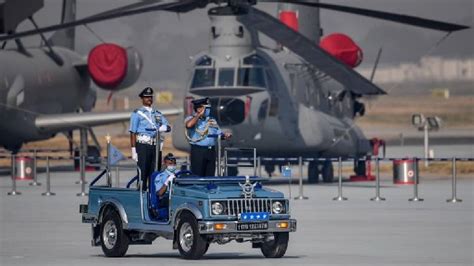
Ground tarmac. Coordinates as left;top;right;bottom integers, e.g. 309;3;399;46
0;170;472;266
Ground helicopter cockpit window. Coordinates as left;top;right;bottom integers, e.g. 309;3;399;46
191;69;216;88
218;68;235;87
237;67;266;88
195;55;212;66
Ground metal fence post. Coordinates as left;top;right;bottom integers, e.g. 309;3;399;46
294;157;308;200
42;156;56;196
408;157;423;202
29;149;41;186
447;157;462;203
370;157;385;201
77;154;88;197
333;157;347;201
7;154;21;196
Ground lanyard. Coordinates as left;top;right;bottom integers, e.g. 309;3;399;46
137;110;157;129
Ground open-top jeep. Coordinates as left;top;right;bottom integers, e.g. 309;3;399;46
80;148;296;260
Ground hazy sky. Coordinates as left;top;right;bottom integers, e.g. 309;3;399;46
11;0;474;90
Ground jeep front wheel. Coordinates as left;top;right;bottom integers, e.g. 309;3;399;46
100;211;129;257
177;213;208;260
260;232;289;258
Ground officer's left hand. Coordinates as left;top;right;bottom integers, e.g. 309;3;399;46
158;124;171;133
223;132;232;140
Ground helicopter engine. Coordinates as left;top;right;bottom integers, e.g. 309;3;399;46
87;43;142;91
320;33;363;68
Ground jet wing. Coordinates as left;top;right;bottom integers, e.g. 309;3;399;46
35;108;182;131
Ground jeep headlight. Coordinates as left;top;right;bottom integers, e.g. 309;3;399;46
272;201;285;214
211;202;224;215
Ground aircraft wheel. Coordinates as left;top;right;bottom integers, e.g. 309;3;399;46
264;164;275;177
322;160;334;183
307;161;319;184
100;211;129;257
260;232;289;258
177;212;208;260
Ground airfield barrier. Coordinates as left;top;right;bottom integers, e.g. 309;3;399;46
2;153;472;203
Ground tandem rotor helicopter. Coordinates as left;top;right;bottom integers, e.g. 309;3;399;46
0;0;468;182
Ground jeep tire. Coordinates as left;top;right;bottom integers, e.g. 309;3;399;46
100;211;129;257
177;212;208;260
260;232;289;258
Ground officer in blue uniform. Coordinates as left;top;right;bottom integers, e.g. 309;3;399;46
151;153;177;212
129;87;171;190
184;98;231;176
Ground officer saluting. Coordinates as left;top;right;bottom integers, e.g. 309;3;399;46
185;98;231;176
129;87;171;190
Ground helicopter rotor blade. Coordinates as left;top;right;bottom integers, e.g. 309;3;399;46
238;6;386;95
262;0;469;32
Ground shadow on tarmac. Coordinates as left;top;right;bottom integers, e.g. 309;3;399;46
91;253;303;260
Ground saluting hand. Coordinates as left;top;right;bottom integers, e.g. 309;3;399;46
197;108;206;118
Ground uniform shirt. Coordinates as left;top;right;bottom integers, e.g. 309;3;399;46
129;106;169;138
185;115;222;147
153;169;173;197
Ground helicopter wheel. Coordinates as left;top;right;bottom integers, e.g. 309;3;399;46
307;161;319;184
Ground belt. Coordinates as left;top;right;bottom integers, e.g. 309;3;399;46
137;134;156;145
192;144;215;150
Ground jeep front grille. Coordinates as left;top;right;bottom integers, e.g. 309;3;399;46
211;199;286;216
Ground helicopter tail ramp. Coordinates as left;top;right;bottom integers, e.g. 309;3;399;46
0;0;44;34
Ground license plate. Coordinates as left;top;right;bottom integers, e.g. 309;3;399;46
237;222;268;231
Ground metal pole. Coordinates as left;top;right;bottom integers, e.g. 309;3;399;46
7;154;21;196
42;156;56;196
76;129;88;185
106;135;112;187
294;157;308;200
217;137;222;176
76;154;88;197
447;157;462;203
370;157;385;201
253;149;257;176
115;166;120;187
333;157;347;201
409;158;423;202
155;130;161;172
257;157;262;177
29;149;41;186
224;149;228;176
424;124;429;167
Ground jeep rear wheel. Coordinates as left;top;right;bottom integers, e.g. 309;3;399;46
177;213;208;260
260;232;289;258
100;211;129;257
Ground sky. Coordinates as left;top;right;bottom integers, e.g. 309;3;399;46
9;0;474;90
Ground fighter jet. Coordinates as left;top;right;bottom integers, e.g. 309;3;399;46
2;0;468;182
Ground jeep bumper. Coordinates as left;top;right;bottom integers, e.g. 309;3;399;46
198;219;297;234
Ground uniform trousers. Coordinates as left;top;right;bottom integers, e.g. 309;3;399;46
136;142;162;190
190;145;216;177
